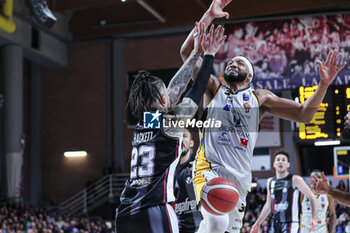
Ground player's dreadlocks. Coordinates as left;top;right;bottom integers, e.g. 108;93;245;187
128;70;165;120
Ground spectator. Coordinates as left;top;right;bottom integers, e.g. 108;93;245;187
337;180;347;192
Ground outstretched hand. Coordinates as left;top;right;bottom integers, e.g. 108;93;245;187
202;24;226;56
316;49;347;86
193;22;205;54
208;0;232;19
311;172;330;195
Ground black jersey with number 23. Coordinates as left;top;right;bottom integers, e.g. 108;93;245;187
117;120;182;217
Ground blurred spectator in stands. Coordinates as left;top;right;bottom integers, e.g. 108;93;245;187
346;220;350;233
339;211;349;223
337;180;347;192
66;220;78;232
336;219;345;233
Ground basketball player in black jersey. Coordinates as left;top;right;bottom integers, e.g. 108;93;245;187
251;149;317;233
174;129;202;233
115;23;227;233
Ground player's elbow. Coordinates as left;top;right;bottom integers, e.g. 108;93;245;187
303;115;314;124
295;112;314;124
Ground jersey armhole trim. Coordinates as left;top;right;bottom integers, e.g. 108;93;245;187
206;85;222;108
252;90;261;124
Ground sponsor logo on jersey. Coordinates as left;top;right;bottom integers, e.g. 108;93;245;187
218;132;231;144
243;93;249;101
234;145;247;152
186;176;193;184
130;178;151;186
219;125;250;138
143;110;161;129
224;95;233;111
223;104;232;111
240;138;248;148
243;103;251;113
174;198;197;215
272;201;289;212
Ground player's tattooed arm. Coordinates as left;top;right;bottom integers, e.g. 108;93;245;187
167;22;205;108
167;51;201;108
173;97;199;120
163;98;198;138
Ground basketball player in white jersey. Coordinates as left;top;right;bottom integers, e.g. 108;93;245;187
180;1;347;232
312;172;350;204
300;170;336;233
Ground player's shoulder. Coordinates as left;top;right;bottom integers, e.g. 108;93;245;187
253;89;275;98
253;89;275;106
266;177;273;185
291;174;306;185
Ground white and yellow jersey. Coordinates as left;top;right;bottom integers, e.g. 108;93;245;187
301;194;328;228
194;85;260;199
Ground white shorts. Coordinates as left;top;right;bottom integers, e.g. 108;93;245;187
194;168;247;232
300;224;328;233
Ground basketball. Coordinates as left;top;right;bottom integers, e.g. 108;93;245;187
200;177;239;215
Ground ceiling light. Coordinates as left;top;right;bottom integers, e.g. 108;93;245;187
121;0;126;2
314;140;341;146
64;151;87;157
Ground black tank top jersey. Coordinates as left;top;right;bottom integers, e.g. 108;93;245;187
269;174;300;223
117;118;182;217
174;154;202;232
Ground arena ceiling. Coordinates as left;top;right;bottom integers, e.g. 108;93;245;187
47;0;350;40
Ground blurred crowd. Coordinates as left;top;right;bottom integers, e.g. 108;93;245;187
1;179;350;233
0;201;114;233
214;14;350;79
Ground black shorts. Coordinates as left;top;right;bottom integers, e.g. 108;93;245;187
116;204;178;233
270;221;299;233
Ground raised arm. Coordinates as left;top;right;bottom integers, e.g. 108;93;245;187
180;0;232;106
167;22;205;108
293;175;317;232
312;172;350;206
327;195;336;233
251;178;272;233
173;24;226;118
180;0;231;62
256;49;346;123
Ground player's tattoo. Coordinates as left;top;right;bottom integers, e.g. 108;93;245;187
163;98;198;138
173;97;198;120
167;51;201;108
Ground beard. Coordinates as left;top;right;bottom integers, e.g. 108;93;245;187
181;147;189;157
224;70;247;83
